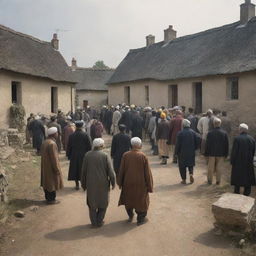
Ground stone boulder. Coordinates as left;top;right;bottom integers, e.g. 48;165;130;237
7;128;24;148
212;193;256;232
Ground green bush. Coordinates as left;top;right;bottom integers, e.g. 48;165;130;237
9;104;26;132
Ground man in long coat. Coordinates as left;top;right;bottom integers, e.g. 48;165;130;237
81;138;116;228
111;124;131;175
231;123;256;196
175;119;200;184
117;137;153;226
131;111;143;139
168;110;183;163
112;106;122;135
63;118;75;151
205;118;229;185
119;106;132;134
28;115;46;155
48;116;62;152
66;121;92;190
156;112;170;165
41;127;64;204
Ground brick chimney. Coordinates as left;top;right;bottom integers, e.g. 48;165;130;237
146;35;155;47
240;0;255;24
51;33;59;50
164;25;177;44
71;58;77;71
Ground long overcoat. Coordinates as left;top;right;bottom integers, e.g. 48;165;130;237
230;133;256;187
66;129;92;181
111;132;131;174
40;138;64;192
29;119;45;151
131;115;143;139
168;115;183;145
47;121;62;152
81;150;116;209
175;128;200;168
117;150;153;212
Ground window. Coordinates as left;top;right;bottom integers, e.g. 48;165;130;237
124;86;130;105
145;86;149;105
11;81;22;104
51;87;58;113
227;77;239;100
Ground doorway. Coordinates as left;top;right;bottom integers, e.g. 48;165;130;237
193;82;202;114
51;87;58;113
11;81;22;104
124;86;130;105
168;85;178;107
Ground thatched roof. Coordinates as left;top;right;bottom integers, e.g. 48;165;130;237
73;68;115;91
0;24;75;83
108;18;256;84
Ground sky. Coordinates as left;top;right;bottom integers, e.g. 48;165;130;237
0;0;246;68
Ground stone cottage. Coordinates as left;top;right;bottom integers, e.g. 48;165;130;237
71;58;114;109
0;25;76;129
108;0;256;129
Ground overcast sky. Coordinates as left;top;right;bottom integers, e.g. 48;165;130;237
0;0;246;68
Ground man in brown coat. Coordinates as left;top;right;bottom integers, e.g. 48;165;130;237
118;137;153;226
41;127;64;204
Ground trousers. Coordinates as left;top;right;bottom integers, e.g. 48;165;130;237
89;208;107;226
126;207;147;223
234;186;251;196
44;190;56;202
179;166;193;180
207;157;224;183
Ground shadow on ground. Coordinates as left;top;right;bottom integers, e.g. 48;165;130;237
194;229;235;249
45;220;137;241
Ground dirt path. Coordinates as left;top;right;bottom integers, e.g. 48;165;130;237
1;138;242;256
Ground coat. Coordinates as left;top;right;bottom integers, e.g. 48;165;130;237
230;133;256;187
63;124;75;151
156;120;170;140
111;132;131;174
66;129;92;181
28;119;45;151
197;116;210;140
119;111;132;132
47;121;62;152
175;128;200;168
81;150;116;209
205;127;229;157
117;149;153;212
131;115;143;139
112;110;122;135
40;138;64;192
168;115;183;145
90;120;104;141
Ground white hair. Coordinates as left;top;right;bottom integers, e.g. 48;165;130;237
131;137;142;147
93;138;104;149
214;118;222;127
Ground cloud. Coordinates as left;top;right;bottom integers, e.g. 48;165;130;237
0;0;241;68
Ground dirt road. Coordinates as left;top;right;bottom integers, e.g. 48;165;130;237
1;138;241;256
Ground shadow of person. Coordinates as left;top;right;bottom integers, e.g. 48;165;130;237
194;229;234;249
45;220;137;241
8;199;47;209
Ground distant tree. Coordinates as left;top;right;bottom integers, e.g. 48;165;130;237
93;60;109;69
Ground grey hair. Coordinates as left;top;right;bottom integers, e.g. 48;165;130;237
183;119;191;128
213;118;222;127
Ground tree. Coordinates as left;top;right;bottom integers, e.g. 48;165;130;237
93;60;109;69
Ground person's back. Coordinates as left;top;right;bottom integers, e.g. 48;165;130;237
156;119;170;140
205;127;229;157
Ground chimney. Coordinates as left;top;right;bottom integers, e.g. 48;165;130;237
164;25;177;44
240;0;255;24
146;34;155;47
71;58;77;71
51;33;59;50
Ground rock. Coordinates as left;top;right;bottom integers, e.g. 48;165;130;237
14;210;25;218
30;206;39;212
10;165;17;170
32;160;37;164
212;193;256;232
0;146;15;160
214;229;223;236
239;239;246;248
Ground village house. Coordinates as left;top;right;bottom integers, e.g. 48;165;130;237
71;58;114;109
0;25;76;129
108;0;256;130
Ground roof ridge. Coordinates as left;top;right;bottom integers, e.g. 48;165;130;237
130;20;241;53
75;67;115;71
0;24;49;45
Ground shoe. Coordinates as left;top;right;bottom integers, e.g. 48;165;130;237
137;218;148;226
190;175;194;184
216;181;220;185
181;180;186;185
97;221;105;228
46;200;60;205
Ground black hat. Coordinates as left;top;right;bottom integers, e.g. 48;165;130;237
75;120;84;128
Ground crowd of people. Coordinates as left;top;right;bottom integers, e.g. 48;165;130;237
25;103;256;227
